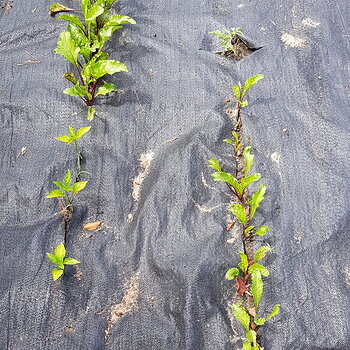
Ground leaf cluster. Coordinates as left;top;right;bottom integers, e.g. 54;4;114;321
232;74;264;107
50;0;136;120
209;28;243;52
46;243;80;280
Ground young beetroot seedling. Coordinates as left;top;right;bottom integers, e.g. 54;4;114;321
49;0;136;120
210;28;243;52
46;242;80;280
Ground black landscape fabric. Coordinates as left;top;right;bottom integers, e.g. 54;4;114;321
1;0;350;349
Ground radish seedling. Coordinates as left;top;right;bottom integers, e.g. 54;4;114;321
209;76;279;349
49;0;136;120
46;243;80;281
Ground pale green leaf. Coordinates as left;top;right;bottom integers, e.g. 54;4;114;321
52;181;68;191
55;135;72;143
232;85;241;102
250;184;266;219
248;263;269;277
52;268;64;281
246;330;257;343
230;203;246;224
231;302;250;331
238;252;248;273
85;4;104;22
54;31;79;66
72;181;88;194
46;253;59;264
57;14;85;30
64;170;72;187
87;106;96;121
240;100;248;107
208;158;222;172
90;60;128;79
251;270;263;308
254;225;270;236
76;126;91;139
211;172;243;195
232;131;239;146
64;84;92;99
242;341;252;350
68;126;75;137
95;83;117;97
244;226;255;234
266;304;280;321
254;315;266;326
54;243;66;260
243;74;264;95
254;245;272;263
243;146;254;176
223;138;233;145
225;268;239;280
67;23;89;48
104;15;136;26
63;258;81;265
46;189;64;198
241;173;261;190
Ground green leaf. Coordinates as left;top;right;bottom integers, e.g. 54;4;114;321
54;243;66;259
46;253;59;264
249;263;269;277
254;315;266;326
232;85;241;102
242;341;252;350
63;72;78;85
55;136;72;144
57;14;85;30
63;258;81;265
64;84;92;99
67;23;89;48
232;131;239;146
243;146;254;176
223;138;233;145
63;170;72;187
52;181;68;191
230;203;246;224
95;83;117;97
208;158;222;172
68;126;75;137
266;304;280;321
85;4;104;22
238;252;248;273
244;226;255;234
254;246;272;262
225;268;239;280
241;173;261;190
52;268;64;281
104;14;136;26
250;184;266;220
251;270;263;308
49;3;74;15
255;225;270;236
76;126;91;139
246;330;257;343
240;100;248;107
211;172;243;195
72;181;88;194
46;189;64;198
243;74;264;95
87;106;96;121
54;31;80;66
90;60;128;79
231;302;250;331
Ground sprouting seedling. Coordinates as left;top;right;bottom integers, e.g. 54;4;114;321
49;0;136;120
209;28;243;52
46;169;88;211
55;126;91;180
232;74;264;107
46;242;80;280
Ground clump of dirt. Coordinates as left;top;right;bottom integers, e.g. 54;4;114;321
132;151;155;201
1;0;13;15
105;275;139;340
281;33;308;47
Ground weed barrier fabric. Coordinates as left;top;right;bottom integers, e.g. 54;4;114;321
1;0;350;349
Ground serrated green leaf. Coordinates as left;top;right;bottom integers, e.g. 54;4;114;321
76;126;91;139
87;106;96;121
54;31;80;66
46;253;59;264
238;252;248;273
208;159;222;172
225;268;239;280
250;184;266;220
46;189;64;198
52;268;64;281
54;243;66;259
266;304;280;321
231;302;250;331
57;14;85;30
85;4;104;22
95;83;117;97
241;173;261;190
223;138;233;145
63;258;81;265
243;146;254;176
251;269;263;308
249;263;269;277
55;135;72;144
254;246;272;263
72;181;88;194
255;225;270;236
63;170;72;187
243;74;264;95
242;341;252;350
230;203;246;224
211;172;243;195
89;60;128;80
